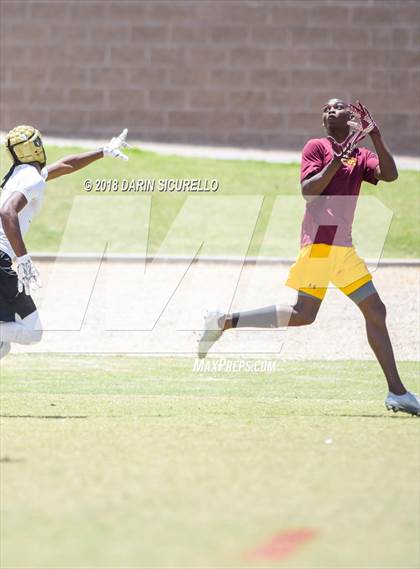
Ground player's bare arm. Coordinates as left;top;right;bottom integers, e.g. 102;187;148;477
348;101;398;182
301;157;342;198
46;149;104;181
371;132;398;181
0;191;28;257
46;128;130;181
0;186;42;295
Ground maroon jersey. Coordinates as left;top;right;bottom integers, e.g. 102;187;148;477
300;137;379;247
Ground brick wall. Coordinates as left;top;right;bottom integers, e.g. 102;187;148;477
0;0;419;155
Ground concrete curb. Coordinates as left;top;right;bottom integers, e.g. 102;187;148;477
1;131;419;170
32;252;420;267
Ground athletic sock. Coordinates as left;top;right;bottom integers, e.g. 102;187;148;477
231;304;281;328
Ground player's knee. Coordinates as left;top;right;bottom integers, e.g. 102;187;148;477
21;311;43;344
301;311;317;326
29;327;43;344
20;327;43;345
366;298;387;325
292;305;317;326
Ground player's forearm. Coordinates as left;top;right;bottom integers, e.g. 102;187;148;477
0;210;27;257
370;133;398;182
60;150;104;172
301;158;342;198
46;150;105;181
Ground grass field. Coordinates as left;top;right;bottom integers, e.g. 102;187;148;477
1;355;419;569
1;145;419;258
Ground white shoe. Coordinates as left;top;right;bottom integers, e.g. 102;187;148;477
385;391;420;416
197;310;224;359
0;341;11;360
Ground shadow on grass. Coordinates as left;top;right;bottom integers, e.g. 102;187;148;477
0;414;87;419
257;412;416;419
332;413;416;419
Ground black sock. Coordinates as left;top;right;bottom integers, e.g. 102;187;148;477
231;305;278;328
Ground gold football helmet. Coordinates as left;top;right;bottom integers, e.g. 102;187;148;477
5;125;46;167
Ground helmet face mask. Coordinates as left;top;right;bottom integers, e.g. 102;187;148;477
5;125;47;168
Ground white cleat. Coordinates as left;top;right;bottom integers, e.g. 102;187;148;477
197;309;225;359
385;391;420;416
0;341;11;360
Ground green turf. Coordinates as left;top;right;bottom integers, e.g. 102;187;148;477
1;355;419;569
1;145;419;258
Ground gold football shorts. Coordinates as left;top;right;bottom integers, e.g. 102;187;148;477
285;244;372;300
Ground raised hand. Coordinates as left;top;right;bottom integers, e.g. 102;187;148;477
103;128;130;161
348;101;380;137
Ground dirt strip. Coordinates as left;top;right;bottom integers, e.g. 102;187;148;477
13;260;419;361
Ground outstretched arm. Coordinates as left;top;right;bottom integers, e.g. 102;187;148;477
46;149;104;181
46;128;130;181
348;102;398;182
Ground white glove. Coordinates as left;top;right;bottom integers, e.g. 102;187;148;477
102;128;130;161
16;254;42;296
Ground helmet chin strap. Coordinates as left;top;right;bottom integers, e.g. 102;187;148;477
7;143;20;164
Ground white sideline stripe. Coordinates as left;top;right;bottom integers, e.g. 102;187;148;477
1;131;419;170
31;252;420;266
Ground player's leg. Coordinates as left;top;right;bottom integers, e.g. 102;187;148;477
345;280;419;415
0;251;42;358
197;245;329;358
334;247;407;395
197;291;323;358
352;285;404;393
0;293;13;359
0;310;43;346
334;247;419;414
0;334;11;359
